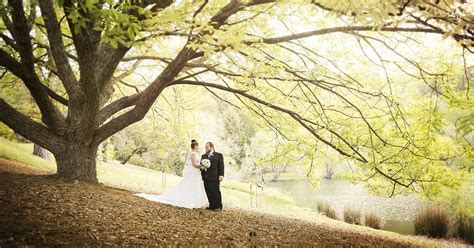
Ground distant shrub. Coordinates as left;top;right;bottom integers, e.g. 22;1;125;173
364;212;382;229
325;207;338;220
456;214;474;244
414;206;450;238
316;202;338;220
128;156;147;167
343;208;361;225
316;202;327;213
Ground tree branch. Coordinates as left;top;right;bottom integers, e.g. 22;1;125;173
0;99;62;152
169;79;368;163
254;26;444;45
1;0;65;128
92;0;266;144
92;46;197;145
38;0;79;96
96;93;142;125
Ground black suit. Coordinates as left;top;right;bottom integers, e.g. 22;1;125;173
201;152;224;210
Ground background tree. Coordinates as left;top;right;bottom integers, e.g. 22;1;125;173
113;123;151;165
250;133;300;181
220;102;256;169
106;83;202;175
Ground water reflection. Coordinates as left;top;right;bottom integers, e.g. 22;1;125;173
267;179;427;234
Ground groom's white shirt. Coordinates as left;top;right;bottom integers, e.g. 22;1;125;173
207;150;214;158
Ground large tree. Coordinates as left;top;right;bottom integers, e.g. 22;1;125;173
0;0;472;189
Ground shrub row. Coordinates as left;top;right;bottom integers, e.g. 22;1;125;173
315;202;473;245
315;202;381;229
415;206;473;244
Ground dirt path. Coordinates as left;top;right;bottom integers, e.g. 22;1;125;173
0;160;465;247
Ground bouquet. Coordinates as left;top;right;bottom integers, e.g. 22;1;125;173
201;159;211;170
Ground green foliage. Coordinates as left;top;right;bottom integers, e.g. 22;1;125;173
414;206;450;238
62;0;151;48
98;139;115;161
312;0;473;47
220;103;256;169
1;0;472;202
0;123;16;141
430;182;474;218
215;23;471;197
245;130;307;181
102;83;205;175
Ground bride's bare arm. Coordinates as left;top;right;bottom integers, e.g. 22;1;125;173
191;153;204;169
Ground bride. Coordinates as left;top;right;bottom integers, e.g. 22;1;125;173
134;140;208;209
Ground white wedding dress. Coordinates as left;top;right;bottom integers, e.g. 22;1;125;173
134;151;209;209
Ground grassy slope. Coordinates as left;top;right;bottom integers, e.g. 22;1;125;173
0;138;56;172
0;138;459;247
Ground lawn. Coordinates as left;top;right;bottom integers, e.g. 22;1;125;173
0;138;56;172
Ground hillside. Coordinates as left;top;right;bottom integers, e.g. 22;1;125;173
1;159;471;247
0;168;426;246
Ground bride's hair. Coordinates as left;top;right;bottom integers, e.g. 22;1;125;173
191;139;199;149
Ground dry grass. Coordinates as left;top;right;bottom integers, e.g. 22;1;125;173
316;201;338;220
344;208;362;225
456;214;474;245
414;205;450;238
364;212;382;229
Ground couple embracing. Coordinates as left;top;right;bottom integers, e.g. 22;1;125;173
135;140;224;211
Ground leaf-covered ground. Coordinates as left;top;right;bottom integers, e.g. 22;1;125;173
0;159;469;247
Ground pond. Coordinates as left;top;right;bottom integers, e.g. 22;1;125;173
267;179;427;235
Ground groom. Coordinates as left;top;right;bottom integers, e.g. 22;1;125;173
201;142;224;211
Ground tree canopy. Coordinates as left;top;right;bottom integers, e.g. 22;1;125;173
0;0;472;197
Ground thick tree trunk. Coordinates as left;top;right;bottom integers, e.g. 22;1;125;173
55;144;99;183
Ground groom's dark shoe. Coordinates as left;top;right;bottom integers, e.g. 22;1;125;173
211;208;222;212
